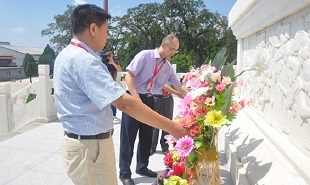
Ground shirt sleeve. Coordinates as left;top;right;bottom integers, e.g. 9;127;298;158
167;64;182;86
126;51;146;76
72;57;126;110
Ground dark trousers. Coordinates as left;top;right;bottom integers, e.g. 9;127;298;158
151;95;174;152
111;105;116;116
119;93;154;179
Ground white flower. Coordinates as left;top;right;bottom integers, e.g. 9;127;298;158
191;87;209;99
199;68;213;82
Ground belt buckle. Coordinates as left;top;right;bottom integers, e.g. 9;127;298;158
146;93;153;97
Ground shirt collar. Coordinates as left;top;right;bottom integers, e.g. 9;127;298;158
70;39;101;59
154;48;167;63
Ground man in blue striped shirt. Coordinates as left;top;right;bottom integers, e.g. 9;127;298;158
53;4;187;185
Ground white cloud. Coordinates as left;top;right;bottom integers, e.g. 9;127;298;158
74;0;87;5
11;26;26;34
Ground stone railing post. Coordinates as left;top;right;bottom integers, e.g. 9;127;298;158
0;84;11;134
37;65;53;122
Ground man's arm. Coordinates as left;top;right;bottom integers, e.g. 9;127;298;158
109;59;122;72
163;84;183;98
112;93;188;139
125;71;139;98
171;83;187;99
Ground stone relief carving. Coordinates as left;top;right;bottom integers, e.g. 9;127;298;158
241;19;310;154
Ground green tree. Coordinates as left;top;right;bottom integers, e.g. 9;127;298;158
22;53;38;83
41;4;74;53
38;44;56;76
170;54;193;73
42;2;237;72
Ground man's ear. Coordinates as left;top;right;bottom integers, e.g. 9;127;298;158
89;23;97;36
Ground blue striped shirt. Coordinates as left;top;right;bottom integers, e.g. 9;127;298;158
53;39;126;135
126;48;180;94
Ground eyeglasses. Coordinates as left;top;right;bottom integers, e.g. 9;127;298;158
165;44;178;53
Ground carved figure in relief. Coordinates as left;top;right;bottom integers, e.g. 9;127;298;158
290;30;310;123
258;71;274;113
282;56;301;134
293;59;310;151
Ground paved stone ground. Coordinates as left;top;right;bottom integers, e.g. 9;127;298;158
0;105;232;185
0;79;233;185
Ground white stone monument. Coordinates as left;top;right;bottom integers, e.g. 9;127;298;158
226;0;310;184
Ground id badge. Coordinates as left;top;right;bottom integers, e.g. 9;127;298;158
146;79;153;91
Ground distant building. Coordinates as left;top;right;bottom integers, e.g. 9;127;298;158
0;55;17;67
0;42;44;81
0;42;44;67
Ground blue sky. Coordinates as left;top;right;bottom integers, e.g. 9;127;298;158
0;0;236;47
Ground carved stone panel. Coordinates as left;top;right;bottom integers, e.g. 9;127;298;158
240;9;310;157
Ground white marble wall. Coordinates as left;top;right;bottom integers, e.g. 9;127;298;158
228;0;310;184
237;1;310;158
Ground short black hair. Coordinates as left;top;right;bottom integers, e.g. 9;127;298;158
71;4;111;34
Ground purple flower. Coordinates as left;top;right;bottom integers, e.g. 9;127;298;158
175;136;195;157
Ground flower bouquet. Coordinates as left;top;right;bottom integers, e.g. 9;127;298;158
154;48;261;185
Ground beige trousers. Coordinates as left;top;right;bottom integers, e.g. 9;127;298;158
62;135;117;185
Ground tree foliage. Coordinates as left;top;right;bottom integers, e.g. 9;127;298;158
109;0;237;71
42;1;237;72
41;5;74;53
38;44;56;76
22;53;38;83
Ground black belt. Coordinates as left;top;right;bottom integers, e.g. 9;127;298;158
153;94;172;98
64;129;114;140
139;93;153;98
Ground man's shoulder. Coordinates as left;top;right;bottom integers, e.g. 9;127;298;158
139;49;154;55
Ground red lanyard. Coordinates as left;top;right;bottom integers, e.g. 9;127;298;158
146;59;165;91
152;59;165;79
70;41;89;52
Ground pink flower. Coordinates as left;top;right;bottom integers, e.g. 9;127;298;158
229;101;242;114
164;134;176;146
177;94;192;115
189;129;197;137
197;81;209;88
180;115;195;128
175;136;195;157
229;107;238;114
163;152;174;167
192;125;201;134
195;95;206;104
215;82;225;92
193;107;207;116
232;101;241;111
239;100;245;108
189;125;201;137
190;77;199;87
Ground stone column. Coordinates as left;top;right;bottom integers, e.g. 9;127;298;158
0;84;11;134
37;65;52;122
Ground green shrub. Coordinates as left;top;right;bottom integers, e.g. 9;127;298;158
26;93;37;103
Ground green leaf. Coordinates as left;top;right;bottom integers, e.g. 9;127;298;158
221;84;234;115
221;59;236;79
211;47;227;71
186;150;197;162
194;141;204;149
